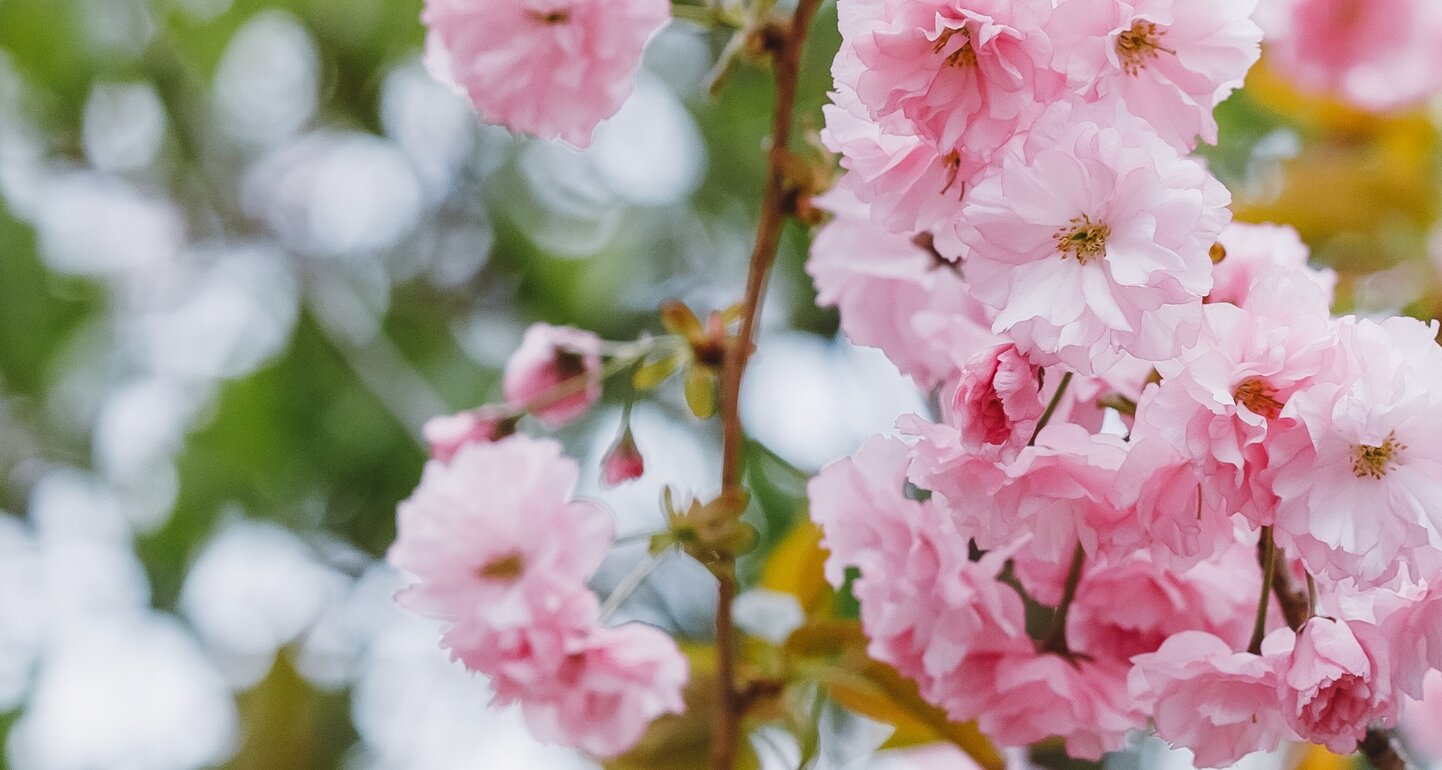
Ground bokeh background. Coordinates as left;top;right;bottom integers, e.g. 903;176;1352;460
1;0;1441;768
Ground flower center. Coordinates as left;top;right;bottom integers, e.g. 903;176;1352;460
1116;20;1174;75
528;8;571;24
933;27;977;68
1053;214;1110;264
1353;433;1405;479
477;551;526;582
1233;377;1283;419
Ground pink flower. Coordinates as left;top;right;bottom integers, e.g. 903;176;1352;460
1382;583;1442;699
503;323;604;427
1047;0;1263;149
954;652;1142;759
823;37;969;237
807;182;1000;388
1261;0;1442;113
388;435;613;633
1113;436;1237;566
928;424;1129;562
807;438;1031;702
1280;617;1398;754
422;405;515;463
1400;671;1442;760
960;114;1228;374
1069;548;1257;663
1265;315;1442;588
1129;630;1297;767
1124;275;1335;533
422;0;670;147
1210;222;1337;309
519;622;687;758
847;0;1060;159
601;428;645;487
948;344;1044;462
447;587;599;700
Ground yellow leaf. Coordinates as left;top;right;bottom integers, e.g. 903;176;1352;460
685;365;717;420
759;519;831;614
634;351;683;390
786;620;1005;770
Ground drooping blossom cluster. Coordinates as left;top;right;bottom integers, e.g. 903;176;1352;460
388;435;686;757
810;0;1442;763
423;0;670;146
1258;0;1442;113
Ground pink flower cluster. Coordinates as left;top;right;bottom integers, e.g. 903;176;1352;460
811;0;1442;762
423;0;670;146
389;435;686;757
1259;0;1442;112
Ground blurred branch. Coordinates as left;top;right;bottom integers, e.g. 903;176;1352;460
712;0;824;767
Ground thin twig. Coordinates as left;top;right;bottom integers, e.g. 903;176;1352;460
1248;526;1277;654
711;2;824;767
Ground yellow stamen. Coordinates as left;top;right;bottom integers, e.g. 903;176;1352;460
1053;214;1110;264
1353;433;1405;479
1116;20;1175;75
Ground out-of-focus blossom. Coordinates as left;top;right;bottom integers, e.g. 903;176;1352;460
1210;222;1336;308
503;323;605;427
423;0;670;147
423;405;515;463
519;622;688;759
388;435;613;634
600;427;645;487
1261;0;1442;112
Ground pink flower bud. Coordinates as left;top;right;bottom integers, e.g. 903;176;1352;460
602;429;645;487
503;323;604;428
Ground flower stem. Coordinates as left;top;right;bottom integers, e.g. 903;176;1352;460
711;1;823;767
1042;542;1087;656
1029;371;1074;446
599;550;669;621
1248;526;1276;655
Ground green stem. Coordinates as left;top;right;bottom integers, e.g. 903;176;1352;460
1249;527;1277;655
1042;542;1086;656
599;550;669;621
1029;371;1074;446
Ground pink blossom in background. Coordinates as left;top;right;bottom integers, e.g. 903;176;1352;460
807;182;1000;389
960;115;1228;373
1266;315;1442;588
1383;582;1442;699
423;0;670;147
520;622;688;759
1280;617;1398;754
422;405;514;463
948;344;1044;463
846;0;1059;162
1210;222;1337;309
388;435;613;633
503;323;604;427
1261;0;1442;113
1129;630;1297;767
449;588;600;700
1047;0;1262;150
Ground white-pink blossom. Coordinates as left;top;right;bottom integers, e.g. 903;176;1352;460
960;115;1228;373
503;322;604;427
388;435;613;634
423;0;670;147
1280;617;1398;754
1047;0;1263;149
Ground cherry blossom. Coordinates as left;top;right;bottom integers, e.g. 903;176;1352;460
503;323;604;427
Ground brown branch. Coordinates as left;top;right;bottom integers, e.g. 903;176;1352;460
711;2;824;768
1267;545;1412;770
